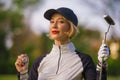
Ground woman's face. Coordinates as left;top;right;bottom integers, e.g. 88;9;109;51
49;13;70;41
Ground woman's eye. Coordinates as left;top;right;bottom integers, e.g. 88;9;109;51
59;20;65;23
50;20;54;23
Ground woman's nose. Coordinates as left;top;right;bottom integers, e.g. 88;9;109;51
52;22;58;28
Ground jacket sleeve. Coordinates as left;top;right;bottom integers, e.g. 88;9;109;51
76;50;97;80
28;59;39;80
82;55;97;80
28;55;46;80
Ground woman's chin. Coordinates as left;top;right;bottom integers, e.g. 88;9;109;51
50;35;60;40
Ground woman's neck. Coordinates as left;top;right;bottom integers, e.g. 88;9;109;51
54;39;70;46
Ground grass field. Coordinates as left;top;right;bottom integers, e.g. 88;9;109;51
0;75;17;80
0;75;120;80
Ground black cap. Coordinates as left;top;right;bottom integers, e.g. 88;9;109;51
44;7;78;27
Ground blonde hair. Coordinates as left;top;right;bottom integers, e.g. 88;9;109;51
67;20;79;39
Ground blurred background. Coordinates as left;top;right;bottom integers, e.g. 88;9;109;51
0;0;120;80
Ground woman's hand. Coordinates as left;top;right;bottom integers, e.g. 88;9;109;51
98;43;110;63
15;54;29;74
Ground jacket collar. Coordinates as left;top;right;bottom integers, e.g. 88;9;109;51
51;42;75;54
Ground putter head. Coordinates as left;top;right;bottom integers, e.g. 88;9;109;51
103;15;115;25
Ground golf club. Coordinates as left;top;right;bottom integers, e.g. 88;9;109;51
99;14;115;80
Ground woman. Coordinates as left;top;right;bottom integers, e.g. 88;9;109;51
15;7;110;80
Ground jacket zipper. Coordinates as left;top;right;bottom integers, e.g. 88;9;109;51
56;46;62;74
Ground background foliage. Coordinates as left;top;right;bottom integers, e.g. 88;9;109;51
0;0;120;77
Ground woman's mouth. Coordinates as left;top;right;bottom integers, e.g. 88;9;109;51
52;30;59;34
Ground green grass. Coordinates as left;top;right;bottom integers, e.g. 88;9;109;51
0;75;120;80
107;76;120;80
0;75;17;80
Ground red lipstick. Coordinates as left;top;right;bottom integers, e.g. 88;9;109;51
52;30;59;34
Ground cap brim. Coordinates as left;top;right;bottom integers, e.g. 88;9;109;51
44;9;59;20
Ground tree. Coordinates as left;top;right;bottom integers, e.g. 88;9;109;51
0;0;42;74
80;0;120;39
